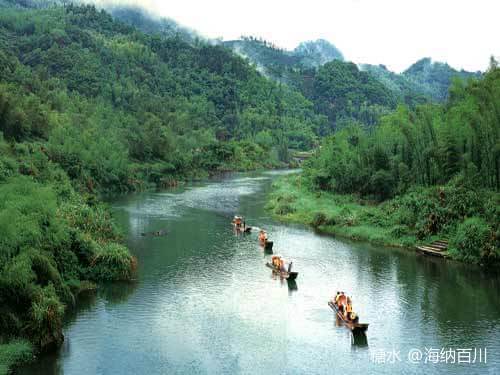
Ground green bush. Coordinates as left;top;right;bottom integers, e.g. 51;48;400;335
274;202;296;216
27;284;65;349
87;243;135;281
450;218;497;264
310;212;327;228
0;340;34;375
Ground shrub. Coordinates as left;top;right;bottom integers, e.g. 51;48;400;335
27;284;65;349
310;212;327;228
450;218;497;264
390;225;409;238
87;243;134;281
274;202;296;216
0;340;34;375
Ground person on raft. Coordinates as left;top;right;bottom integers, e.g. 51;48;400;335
258;230;268;244
332;291;357;322
233;216;244;229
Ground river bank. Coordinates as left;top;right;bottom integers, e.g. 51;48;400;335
0;175;137;375
16;171;500;375
267;174;499;265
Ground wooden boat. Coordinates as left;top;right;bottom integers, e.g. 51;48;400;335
328;301;368;335
232;223;251;233
265;262;298;280
141;229;168;237
416;239;449;258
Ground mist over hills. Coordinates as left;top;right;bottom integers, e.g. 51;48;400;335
3;0;481;105
98;3;481;102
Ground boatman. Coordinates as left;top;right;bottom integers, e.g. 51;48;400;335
345;302;353;320
258;230;267;244
334;291;340;304
234;216;243;228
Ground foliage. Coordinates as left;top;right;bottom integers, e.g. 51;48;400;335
403;58;481;101
304;66;500;200
0;3;326;194
269;174;499;264
450;218;497;265
0;174;134;363
310;61;397;130
0;339;34;375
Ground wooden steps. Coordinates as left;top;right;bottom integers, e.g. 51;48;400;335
416;239;449;258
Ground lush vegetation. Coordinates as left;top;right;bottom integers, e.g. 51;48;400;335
0;136;136;372
306;61;397;131
224;38;397;130
0;2;326;193
0;1;496;372
0;2;329;371
0;339;33;375
360;64;430;107
403;58;481;101
270;64;500;265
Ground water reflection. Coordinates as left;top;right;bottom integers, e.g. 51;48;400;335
351;333;369;347
19;171;500;375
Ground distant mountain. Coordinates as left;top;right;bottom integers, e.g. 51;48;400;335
360;64;429;107
223;37;343;79
223;37;301;77
402;58;481;101
309;61;397;131
105;5;203;44
361;59;481;103
294;39;344;67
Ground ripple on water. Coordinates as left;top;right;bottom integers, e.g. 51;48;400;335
19;172;500;375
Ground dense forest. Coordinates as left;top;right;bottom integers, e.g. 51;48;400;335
0;2;328;192
0;0;497;372
0;2;326;371
223;37;481;133
269;62;499;265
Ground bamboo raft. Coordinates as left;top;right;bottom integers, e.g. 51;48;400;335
328;301;369;335
265;262;298;280
416;239;449;258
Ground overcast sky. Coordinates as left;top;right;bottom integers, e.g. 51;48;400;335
95;0;499;72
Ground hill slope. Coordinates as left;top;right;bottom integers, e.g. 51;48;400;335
223;37;343;78
402;57;481;101
0;3;326;192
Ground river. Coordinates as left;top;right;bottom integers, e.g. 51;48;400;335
20;171;500;374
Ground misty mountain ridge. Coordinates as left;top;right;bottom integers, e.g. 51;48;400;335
294;39;344;66
2;0;483;106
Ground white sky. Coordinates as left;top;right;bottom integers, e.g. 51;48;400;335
96;0;499;72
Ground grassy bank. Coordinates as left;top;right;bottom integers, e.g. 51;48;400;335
267;174;416;247
0;340;34;375
267;174;499;264
0;140;136;374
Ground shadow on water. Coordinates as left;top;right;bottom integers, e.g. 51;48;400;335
352;333;369;347
287;279;298;292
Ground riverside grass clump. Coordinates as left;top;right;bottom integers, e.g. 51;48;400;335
268;174;499;264
0;339;34;375
0;173;136;372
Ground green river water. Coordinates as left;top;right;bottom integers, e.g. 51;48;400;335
20;171;500;374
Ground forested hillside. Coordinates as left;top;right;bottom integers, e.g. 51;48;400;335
403;57;481;101
0;2;326;192
107;5;202;44
270;64;499;265
224;35;481;131
224;37;343;78
304;61;397;131
0;2;325;370
0;1;497;372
